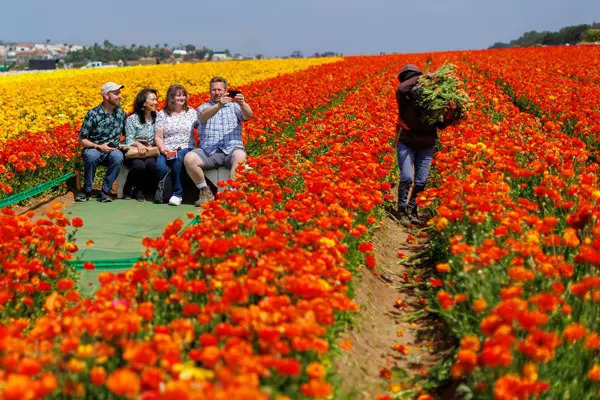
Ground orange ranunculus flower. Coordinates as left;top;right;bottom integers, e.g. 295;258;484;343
300;379;332;398
106;368;141;399
90;366;107;386
563;323;587;343
306;362;326;379
587;364;600;381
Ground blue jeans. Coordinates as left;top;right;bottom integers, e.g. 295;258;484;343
82;148;124;194
156;148;191;197
396;142;434;210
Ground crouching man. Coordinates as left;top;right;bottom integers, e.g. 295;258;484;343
76;82;125;202
184;76;253;206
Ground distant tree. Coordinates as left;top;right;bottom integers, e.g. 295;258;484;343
583;29;600;42
194;46;212;60
224;49;231;56
490;23;594;48
290;50;303;58
255;54;263;59
103;40;114;49
185;44;196;53
489;42;510;49
45;39;50;45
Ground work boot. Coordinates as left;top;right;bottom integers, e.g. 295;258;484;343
195;187;215;207
391;206;412;226
408;207;427;226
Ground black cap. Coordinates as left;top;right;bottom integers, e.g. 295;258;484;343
398;64;422;82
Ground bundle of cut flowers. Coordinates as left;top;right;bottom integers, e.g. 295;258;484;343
414;63;471;126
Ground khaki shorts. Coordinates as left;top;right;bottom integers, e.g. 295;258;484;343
191;148;245;169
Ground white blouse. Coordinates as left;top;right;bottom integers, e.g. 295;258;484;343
155;108;196;151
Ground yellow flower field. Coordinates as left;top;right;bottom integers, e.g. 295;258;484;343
0;57;340;142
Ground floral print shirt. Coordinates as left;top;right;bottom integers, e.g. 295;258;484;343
155;108;196;151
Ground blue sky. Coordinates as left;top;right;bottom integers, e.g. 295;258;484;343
3;0;599;57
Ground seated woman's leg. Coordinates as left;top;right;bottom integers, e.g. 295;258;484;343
170;149;191;198
154;155;170;203
143;157;158;193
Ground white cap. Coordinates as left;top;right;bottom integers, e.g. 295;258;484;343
101;82;124;95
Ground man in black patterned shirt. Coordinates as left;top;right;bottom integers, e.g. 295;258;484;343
76;82;126;202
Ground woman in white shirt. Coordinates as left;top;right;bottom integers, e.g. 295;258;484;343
154;85;197;205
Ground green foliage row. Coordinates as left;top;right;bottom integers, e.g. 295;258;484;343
489;22;600;48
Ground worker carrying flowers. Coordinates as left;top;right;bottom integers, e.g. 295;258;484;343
392;63;469;224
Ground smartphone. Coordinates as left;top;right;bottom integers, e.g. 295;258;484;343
227;90;241;98
166;150;177;160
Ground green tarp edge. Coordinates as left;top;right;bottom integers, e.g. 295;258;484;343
0;172;74;208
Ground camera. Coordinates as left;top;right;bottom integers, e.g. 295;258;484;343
227;90;241;99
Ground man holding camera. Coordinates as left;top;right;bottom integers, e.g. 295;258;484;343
76;82;126;202
184;76;253;206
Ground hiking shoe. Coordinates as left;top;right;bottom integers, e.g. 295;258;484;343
135;189;145;202
75;192;90;202
168;195;182;206
98;192;113;203
195;187;215;206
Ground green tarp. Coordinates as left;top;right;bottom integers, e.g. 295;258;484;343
67;199;197;294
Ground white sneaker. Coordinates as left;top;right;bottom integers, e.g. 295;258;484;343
168;195;182;206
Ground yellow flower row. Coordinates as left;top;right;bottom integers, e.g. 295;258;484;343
0;57;340;142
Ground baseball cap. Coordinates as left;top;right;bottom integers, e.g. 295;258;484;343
101;82;124;95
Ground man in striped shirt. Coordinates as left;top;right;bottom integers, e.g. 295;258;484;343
184;76;253;206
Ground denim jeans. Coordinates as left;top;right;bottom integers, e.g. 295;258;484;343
156;148;191;197
396;142;434;210
82;148;124;194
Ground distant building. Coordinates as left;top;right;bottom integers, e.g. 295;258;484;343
172;49;187;56
15;43;34;52
28;59;59;70
81;61;103;69
69;45;84;52
211;51;230;61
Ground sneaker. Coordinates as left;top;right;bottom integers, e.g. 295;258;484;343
98;192;113;203
195;187;215;206
75;191;90;202
168;195;182;206
135;189;145;202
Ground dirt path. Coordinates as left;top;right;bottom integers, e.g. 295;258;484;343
335;215;452;399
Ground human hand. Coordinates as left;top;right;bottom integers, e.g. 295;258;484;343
98;143;114;153
233;93;245;105
136;143;148;155
217;95;232;107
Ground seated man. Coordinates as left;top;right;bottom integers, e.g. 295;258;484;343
184;76;253;206
76;82;126;202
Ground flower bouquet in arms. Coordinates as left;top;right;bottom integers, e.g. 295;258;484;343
413;63;471;126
